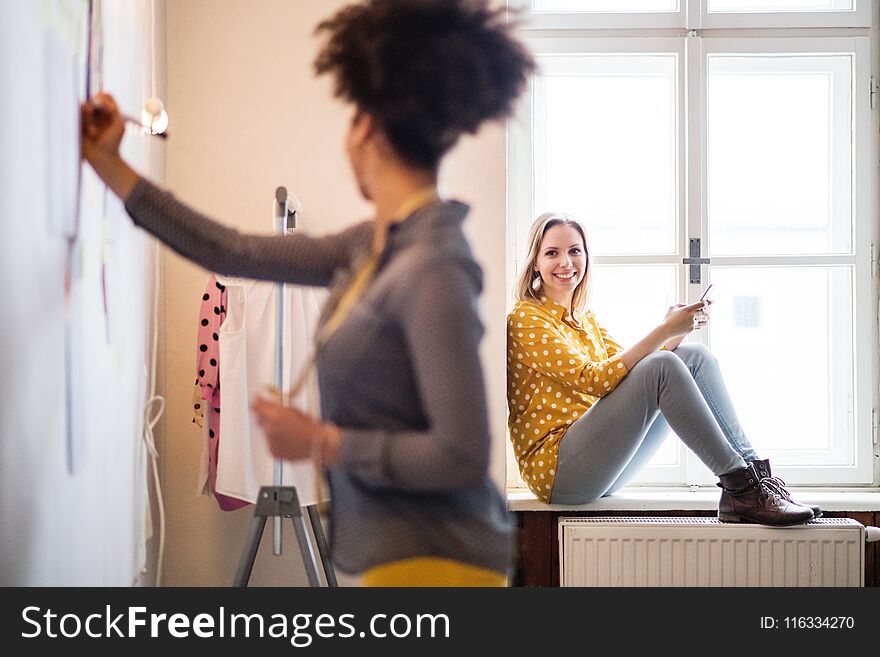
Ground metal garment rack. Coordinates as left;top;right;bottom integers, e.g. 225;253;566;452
233;187;337;587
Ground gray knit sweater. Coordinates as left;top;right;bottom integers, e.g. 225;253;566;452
125;179;514;575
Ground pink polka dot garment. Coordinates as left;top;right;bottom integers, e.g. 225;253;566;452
194;275;249;511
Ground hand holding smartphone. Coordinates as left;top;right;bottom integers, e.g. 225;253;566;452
699;283;714;303
694;283;713;327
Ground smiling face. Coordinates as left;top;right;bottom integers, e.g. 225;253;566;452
534;224;588;309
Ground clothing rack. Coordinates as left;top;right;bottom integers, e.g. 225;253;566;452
233;187;336;587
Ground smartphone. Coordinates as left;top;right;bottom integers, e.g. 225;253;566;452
699;283;714;303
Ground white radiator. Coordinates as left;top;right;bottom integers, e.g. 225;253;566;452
559;517;866;587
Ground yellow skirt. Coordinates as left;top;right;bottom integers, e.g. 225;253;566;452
361;557;508;587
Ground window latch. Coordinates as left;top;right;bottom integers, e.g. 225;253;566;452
682;238;710;284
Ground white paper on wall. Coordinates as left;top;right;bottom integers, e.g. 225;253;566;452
42;0;88;237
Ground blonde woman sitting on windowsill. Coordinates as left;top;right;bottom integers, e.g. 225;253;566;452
506;212;819;526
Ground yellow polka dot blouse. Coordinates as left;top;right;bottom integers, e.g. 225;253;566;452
506;296;629;502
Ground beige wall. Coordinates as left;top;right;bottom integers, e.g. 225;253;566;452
160;0;508;586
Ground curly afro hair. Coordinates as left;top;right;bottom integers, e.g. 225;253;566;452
314;0;536;169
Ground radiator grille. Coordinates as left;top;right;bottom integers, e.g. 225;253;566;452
559;517;864;587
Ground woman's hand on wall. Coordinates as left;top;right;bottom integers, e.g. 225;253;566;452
81;93;125;164
80;92;140;201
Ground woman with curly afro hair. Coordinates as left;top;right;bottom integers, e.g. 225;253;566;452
81;0;535;586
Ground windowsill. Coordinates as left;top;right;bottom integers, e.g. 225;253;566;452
507;487;880;512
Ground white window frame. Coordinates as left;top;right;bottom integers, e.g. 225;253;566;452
687;36;875;485
506;12;879;490
513;0;686;30
509;0;870;30
698;1;871;29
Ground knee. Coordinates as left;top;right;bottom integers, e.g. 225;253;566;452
634;350;690;383
674;342;716;366
640;350;680;370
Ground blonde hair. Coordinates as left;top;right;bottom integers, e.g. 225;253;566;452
514;212;591;317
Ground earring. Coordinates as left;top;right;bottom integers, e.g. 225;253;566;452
532;273;542;291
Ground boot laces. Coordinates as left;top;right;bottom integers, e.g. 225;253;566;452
768;475;795;500
755;476;787;504
757;473;795;502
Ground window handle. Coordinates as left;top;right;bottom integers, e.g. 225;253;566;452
682;238;710;284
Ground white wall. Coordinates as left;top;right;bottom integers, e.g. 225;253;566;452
160;0;508;586
0;0;161;585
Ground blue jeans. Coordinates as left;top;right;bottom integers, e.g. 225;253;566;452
550;343;759;505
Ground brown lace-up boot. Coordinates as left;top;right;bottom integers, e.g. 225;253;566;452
717;465;814;526
750;458;822;518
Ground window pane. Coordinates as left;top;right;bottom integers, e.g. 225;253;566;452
644;433;677;467
707;54;853;256
536;54;678;255
588;264;679;468
588;265;677;347
534;0;678;11
708;0;853;12
707;266;854;463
